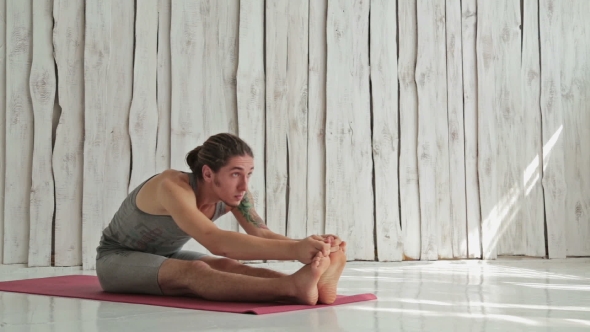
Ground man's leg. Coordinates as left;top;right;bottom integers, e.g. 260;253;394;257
201;257;287;278
157;255;331;304
196;245;343;278
197;251;343;279
169;250;286;278
164;246;348;304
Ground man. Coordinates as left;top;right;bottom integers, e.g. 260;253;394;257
96;133;347;305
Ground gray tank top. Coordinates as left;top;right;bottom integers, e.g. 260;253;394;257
96;172;227;258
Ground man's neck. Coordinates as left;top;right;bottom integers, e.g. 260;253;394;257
194;180;219;211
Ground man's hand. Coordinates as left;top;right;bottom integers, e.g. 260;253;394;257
295;236;331;264
319;234;342;248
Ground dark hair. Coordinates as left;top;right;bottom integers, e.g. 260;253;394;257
186;133;254;180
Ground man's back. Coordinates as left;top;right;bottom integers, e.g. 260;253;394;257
96;171;226;258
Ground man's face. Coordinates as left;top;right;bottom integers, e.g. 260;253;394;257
210;155;254;208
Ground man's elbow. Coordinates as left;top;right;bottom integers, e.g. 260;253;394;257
208;243;231;257
200;230;230;257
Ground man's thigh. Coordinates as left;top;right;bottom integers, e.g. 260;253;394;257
96;250;168;295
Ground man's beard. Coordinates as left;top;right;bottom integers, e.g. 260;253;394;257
224;201;239;209
213;176;240;208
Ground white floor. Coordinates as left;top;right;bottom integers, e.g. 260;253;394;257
1;258;590;331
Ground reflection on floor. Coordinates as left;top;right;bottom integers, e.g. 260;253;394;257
1;257;590;331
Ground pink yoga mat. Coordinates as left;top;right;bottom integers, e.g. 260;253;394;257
0;275;376;315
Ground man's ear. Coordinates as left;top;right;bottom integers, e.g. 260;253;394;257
202;165;213;183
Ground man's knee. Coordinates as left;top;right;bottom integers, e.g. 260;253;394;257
157;259;212;296
164;258;210;277
190;259;211;271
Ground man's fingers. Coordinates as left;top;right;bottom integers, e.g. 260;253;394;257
313;240;329;256
330;236;342;246
307;235;345;260
308;235;339;257
320;234;342;247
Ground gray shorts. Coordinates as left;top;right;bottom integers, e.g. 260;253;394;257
96;249;208;295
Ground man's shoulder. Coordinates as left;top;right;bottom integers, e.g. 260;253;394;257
153;170;192;195
156;169;190;184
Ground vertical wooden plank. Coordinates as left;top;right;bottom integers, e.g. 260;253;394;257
0;0;6;263
415;0;437;260
156;0;171;173
503;2;528;257
370;0;402;261
170;0;208;254
538;50;567;248
169;0;204;172
28;0;55;267
477;0;523;259
285;1;308;240
82;0;109;270
171;1;239;253
432;0;453;260
540;0;566;258
214;0;240;233
446;0;468;259
495;0;527;257
476;0;498;259
560;0;590;257
265;1;288;237
104;0;133;227
82;0;134;269
416;0;450;260
325;0;373;260
49;23;60;267
189;0;239;142
307;0;327;237
128;0;158;191
218;1;239;137
170;0;202;172
499;1;525;257
521;0;545;257
235;0;263;265
398;0;421;260
194;0;239;235
4;0;33;264
53;0;85;267
237;0;266;224
265;0;309;239
461;0;481;259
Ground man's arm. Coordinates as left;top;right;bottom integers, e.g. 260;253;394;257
232;191;293;240
157;175;329;262
233;191;344;249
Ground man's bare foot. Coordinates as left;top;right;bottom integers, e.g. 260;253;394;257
289;255;331;305
317;241;347;304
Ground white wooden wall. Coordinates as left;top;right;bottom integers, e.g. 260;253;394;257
1;0;589;269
